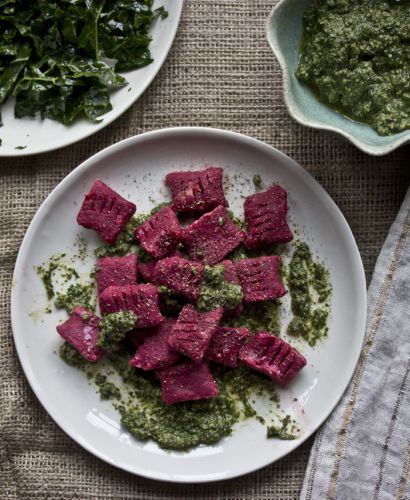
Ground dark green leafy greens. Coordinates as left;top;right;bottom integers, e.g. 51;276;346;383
0;0;167;124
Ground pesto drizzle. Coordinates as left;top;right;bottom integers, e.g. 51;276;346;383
267;415;299;440
54;282;95;314
197;264;243;312
287;243;331;346
95;373;121;401
35;253;66;299
297;0;410;136
98;310;138;352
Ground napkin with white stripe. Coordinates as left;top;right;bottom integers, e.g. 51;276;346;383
301;187;410;500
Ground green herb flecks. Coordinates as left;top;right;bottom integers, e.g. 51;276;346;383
287;242;331;346
35;254;63;299
197;264;243;312
98;310;138;352
54;282;96;315
59;341;88;369
74;236;88;262
253;174;262;190
95;373;121;400
267;415;299;440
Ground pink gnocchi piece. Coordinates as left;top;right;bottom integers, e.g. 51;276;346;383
138;259;158;284
165;166;228;213
129;318;181;371
155;256;204;302
235;256;286;303
239;332;306;385
135;207;183;259
183;206;245;265
77;179;136;243
206;326;250;368
95;254;138;297
168;304;223;362
99;284;163;328
56;307;103;362
244;185;293;249
156;360;219;405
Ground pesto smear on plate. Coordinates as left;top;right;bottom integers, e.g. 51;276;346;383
287;242;331;346
297;0;410;136
37;201;331;451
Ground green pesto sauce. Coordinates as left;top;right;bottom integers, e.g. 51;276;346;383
60;267;79;281
36;252;89;311
226;300;281;334
267;414;299;440
95;373;121;400
94;205;169;259
109;352;280;450
297;0;410;136
58;303;283;450
98;310;138;352
197;264;243;312
35;253;66;299
253;174;262;190
59;341;88;369
54;282;95;315
287;242;331;346
74;236;88;262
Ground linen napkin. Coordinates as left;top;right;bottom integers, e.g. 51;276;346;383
301;187;410;500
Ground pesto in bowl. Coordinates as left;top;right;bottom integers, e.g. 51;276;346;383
297;0;410;136
266;0;410;155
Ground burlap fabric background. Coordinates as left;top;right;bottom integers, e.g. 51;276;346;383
1;1;409;498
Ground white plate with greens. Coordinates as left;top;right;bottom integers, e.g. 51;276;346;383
11;127;367;482
0;0;183;157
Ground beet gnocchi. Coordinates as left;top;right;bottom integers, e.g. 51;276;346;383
165;167;228;213
77;180;136;244
135;207;183;259
183;205;245;264
53;167;321;449
244;184;293;248
95;254;138;297
99;284;163;328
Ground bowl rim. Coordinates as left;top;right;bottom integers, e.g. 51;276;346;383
266;0;410;156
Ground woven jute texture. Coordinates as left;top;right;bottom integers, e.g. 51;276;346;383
1;1;409;499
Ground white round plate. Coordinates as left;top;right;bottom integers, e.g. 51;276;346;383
0;0;183;157
11;127;367;482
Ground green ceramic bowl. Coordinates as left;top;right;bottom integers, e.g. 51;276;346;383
266;0;410;156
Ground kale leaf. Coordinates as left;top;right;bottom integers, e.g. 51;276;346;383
0;0;167;124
